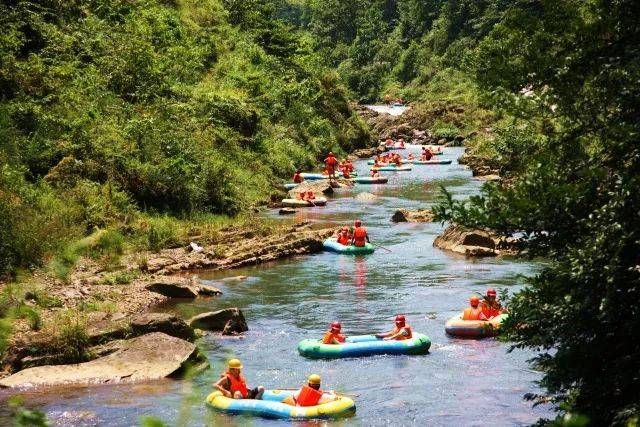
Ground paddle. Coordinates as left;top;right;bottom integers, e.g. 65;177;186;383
372;243;392;253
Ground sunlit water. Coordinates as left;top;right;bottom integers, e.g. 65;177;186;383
0;147;552;426
364;105;408;116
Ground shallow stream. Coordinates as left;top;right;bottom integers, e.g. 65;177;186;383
0;146;552;426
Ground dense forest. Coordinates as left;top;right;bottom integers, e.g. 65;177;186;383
1;0;639;425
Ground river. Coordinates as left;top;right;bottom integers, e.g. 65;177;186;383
0;146;552;426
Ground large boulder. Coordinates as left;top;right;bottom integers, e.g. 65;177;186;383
433;224;517;257
130;313;195;341
145;277;222;299
189;308;248;335
354;192;377;202
0;333;204;389
391;209;435;223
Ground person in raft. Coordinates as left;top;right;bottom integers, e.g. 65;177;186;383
480;288;505;319
293;170;304;184
462;296;488;321
336;227;352;246
324;151;339;181
323;321;346;344
420;146;434;161
376;314;413;340
397;138;406;148
407;153;415;161
370;170;381;178
283;375;337;407
351;219;370;247
385;138;394;147
214;359;265;400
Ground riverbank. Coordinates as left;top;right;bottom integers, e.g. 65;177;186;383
0;220;336;380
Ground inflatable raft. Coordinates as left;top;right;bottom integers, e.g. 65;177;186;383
371;165;412;172
300;173;329;180
298;333;431;359
206;389;355;420
281;197;327;207
367;159;408;165
411;159;452;165
445;313;507;338
284;183;299;190
323;238;375;255
352;176;388;184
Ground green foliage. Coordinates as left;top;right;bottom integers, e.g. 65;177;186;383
434;0;640;424
7;397;50;427
48;311;90;363
0;0;371;276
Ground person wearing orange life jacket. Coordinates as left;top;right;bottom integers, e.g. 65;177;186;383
324;152;339;181
213;359;264;400
407;153;415;161
322;321;346;344
345;159;354;173
421;147;433;161
376;315;413;341
282;375;337;407
480;288;505;319
370;170;381;178
336;227;351;246
462;296;488;321
385;138;394;147
293;170;304;184
351;219;370;247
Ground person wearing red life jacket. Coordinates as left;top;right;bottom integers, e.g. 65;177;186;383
345;159;354;173
336;227;351;246
293;170;304;184
377;315;413;341
480;288;504;319
407;153;415;161
421;147;433;161
462;296;488;321
370;170;381;178
351;219;370;247
213;359;264;400
385;138;394;147
324;152;339;181
322;321;346;344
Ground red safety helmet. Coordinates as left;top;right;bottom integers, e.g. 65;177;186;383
395;315;406;326
487;288;497;296
470;296;480;307
354;219;362;227
330;321;341;331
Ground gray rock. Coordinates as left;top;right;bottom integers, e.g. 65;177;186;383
354;192;377;202
391;209;435;223
433;224;518;257
130;313;194;341
189;308;248;335
279;207;297;215
0;333;203;389
145;277;222;299
287;180;333;199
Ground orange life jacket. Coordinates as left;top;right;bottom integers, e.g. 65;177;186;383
336;234;350;245
325;156;338;167
322;331;345;344
391;325;413;340
226;373;248;398
462;307;483;321
481;301;502;318
295;385;323;407
353;227;368;247
293;173;303;183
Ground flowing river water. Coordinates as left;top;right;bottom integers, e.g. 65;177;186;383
0;145;553;426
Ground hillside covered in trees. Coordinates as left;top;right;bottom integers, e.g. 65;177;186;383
1;0;639;425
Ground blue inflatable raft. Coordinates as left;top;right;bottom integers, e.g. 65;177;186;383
298;334;431;359
206;389;355;419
